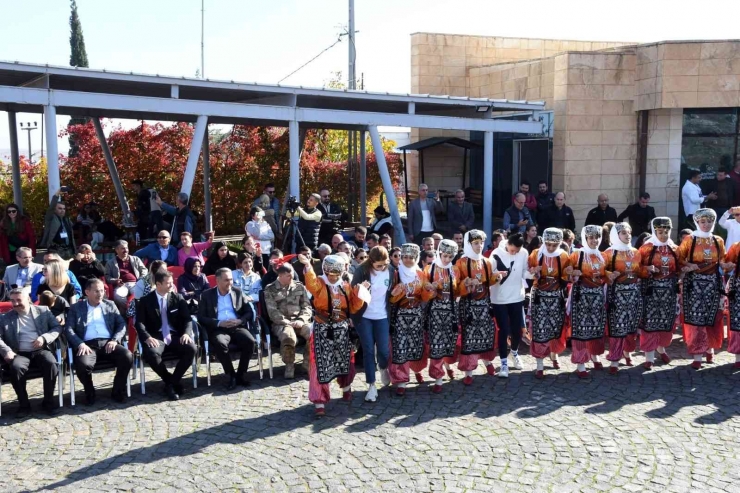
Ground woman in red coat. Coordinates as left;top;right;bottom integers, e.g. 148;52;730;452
0;204;36;265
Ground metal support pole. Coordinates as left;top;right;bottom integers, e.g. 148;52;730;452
483;131;494;237
369;126;405;245
7;112;23;211
202;129;212;232
180;115;209;197
289;120;300;199
360;131;367;226
92;118;132;223
402;149;409;210
44;105;60;203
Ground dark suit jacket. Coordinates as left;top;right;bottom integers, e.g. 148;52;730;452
135;291;194;342
197;286;254;332
585;206;618;227
407;197;443;238
0;306;62;358
65;299;126;348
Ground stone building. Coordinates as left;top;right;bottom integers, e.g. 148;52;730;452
409;33;740;231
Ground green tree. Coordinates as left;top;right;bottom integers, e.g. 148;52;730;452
68;0;89;157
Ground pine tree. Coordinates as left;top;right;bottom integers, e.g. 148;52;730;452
68;0;89;156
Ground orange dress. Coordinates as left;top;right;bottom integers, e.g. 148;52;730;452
638;242;680;351
387;268;428;384
455;256;499;370
304;268;366;404
677;233;725;354
568;250;608;363
421;263;461;359
527;249;570;359
724;243;740;354
602;248;646;361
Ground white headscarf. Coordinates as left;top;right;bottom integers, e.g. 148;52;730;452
645;217;676;247
462;230;486;261
691;208;716;239
580;225;605;262
607;222;633;252
537;228;565;261
399;263;420;284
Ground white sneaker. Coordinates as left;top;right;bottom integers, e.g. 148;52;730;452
365;385;378;402
512;354;523;370
380;368;391;387
498;364;509;378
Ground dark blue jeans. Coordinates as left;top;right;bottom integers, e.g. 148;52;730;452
356;317;390;384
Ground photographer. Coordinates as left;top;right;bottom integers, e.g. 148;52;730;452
317;188;347;246
293;193;322;252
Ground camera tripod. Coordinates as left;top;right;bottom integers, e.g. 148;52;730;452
281;212;306;254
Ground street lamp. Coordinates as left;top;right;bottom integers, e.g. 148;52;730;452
19;121;38;163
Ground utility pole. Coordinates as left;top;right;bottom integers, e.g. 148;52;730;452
19;122;38;163
347;0;357;221
201;0;205;78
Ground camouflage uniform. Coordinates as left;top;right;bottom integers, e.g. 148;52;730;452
264;279;312;365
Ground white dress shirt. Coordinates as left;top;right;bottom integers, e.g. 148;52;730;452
719;210;740;247
681;180;706;217
84;302;109;341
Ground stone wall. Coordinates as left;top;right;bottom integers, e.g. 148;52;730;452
644;108;683;229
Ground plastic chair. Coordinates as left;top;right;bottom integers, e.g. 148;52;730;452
167;266;185;286
206;275;217;288
0;302;12;314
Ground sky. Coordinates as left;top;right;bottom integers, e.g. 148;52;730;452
2;0;740;156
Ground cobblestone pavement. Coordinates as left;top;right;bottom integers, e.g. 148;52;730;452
2;335;740;493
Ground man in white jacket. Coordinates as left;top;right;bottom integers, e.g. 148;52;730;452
681;170;716;229
719;207;740;247
489;232;532;377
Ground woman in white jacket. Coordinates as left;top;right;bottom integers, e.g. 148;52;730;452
489;233;531;378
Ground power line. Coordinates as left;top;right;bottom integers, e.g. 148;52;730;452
278;36;344;84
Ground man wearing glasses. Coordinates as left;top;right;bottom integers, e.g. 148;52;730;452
2;247;43;299
134;230;179;266
317;188;348;247
503;193;534;234
252;183;281;224
407;183;443;247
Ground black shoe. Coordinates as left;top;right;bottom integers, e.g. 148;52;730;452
173;383;185;396
84;387;96;406
41;400;57;416
111;391;126;403
235;376;251;388
226;375;237;390
164;385;180;401
15;402;31;416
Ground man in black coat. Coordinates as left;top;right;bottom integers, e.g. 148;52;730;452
535;181;556;220
617;192;656;239
197;268;256;390
585;194;618;226
135;270;197;400
317;188;348;247
540;192;576;232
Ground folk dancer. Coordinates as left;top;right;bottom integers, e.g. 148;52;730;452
298;254;368;416
528;228;570;378
568;225;607;377
723;237;740;367
455;230;502;385
639;217;680;369
604;223;646;374
388;244;428;396
678;208;728;369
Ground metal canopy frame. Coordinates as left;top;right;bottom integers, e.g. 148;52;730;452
0;61;546;242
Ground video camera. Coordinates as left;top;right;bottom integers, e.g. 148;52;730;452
286;195;301;213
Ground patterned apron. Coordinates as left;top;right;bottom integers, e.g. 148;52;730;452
727;275;740;332
608;281;643;338
570;284;606;341
313;320;352;384
683;272;721;327
643;277;678;333
391;305;426;364
459;297;495;355
530;288;565;343
426;297;458;359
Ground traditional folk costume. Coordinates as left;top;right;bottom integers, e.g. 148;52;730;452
724;242;740;367
604;223;646;374
388;244;428;395
528;228;570;377
455;230;500;385
304;255;369;414
678;208;726;368
412;240;462;393
569;225;608;377
638;217;680;369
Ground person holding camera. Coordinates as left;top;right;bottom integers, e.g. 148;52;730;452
503;193;535;234
293;193;323;252
39;187;76;260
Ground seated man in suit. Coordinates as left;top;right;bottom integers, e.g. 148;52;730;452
197;267;255;390
2;247;43;299
65;278;133;405
0;288;62;415
135;270;197;401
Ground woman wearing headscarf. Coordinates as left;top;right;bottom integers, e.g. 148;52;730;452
639;217;680;369
368;206;394;238
387;243;428;395
177;257;210;304
567;225;608;377
298;253;368;416
603;222;646;374
0;203;36;265
678;208;728;369
202;241;238;275
455;230;502;385
527;228;570;378
413;239;461;393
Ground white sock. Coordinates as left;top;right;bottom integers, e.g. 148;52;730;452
592;355;601;363
708;348;715;355
656;346;666;354
623;350;630;359
611;361;618;367
435;378;443;385
398;382;407;388
444;363;451;370
646;351;655;363
465;370;473;377
536;358;544;371
501;358;508;366
315;403;325;409
577;363;586;372
694;354;702;362
341;385;351;392
368;383;376;389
